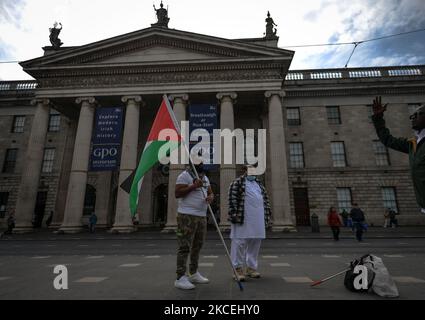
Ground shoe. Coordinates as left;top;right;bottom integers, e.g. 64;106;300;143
188;272;209;284
246;267;261;278
233;267;245;281
174;275;196;290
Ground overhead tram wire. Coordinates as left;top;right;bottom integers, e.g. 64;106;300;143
1;27;425;66
279;27;425;68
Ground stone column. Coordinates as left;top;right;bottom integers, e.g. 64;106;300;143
111;96;142;233
94;172;112;228
162;94;188;233
13;99;50;233
217;92;237;230
59;97;96;233
265;91;296;232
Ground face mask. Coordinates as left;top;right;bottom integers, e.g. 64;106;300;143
246;175;256;181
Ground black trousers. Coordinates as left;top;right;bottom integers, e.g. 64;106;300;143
354;222;363;241
330;226;340;240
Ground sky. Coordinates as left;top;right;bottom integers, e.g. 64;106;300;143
0;0;425;80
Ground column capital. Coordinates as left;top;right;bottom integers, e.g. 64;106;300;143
121;95;142;104
264;90;286;99
168;94;189;102
216;92;237;102
75;97;96;105
30;98;50;106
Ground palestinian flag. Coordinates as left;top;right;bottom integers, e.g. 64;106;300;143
123;95;181;216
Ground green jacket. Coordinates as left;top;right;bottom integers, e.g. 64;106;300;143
372;114;425;208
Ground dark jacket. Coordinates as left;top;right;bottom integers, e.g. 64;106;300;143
350;208;365;223
228;176;272;226
373;114;425;208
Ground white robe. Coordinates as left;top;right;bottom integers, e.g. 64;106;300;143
230;180;265;239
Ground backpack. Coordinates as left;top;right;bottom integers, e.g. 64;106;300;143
344;254;375;293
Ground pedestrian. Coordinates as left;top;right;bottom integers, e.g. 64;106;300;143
89;212;97;233
174;160;213;290
327;207;342;241
389;209;398;228
340;209;348;227
46;211;53;227
5;211;16;235
383;208;390;228
228;165;272;281
372;97;425;214
350;203;366;242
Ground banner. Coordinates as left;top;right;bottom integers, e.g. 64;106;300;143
189;104;218;171
89;107;123;171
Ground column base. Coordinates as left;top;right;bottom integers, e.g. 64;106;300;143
271;225;297;233
12;226;35;234
57;225;84;234
109;225;136;234
161;225;177;233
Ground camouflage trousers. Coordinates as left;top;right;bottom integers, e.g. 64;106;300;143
176;213;207;279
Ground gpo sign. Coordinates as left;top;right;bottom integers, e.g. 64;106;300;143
93;147;118;160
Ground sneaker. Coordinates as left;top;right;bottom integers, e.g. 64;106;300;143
174;275;196;290
246;267;261;278
233;267;245;282
188;272;209;284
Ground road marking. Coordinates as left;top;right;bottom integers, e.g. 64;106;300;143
203;255;219;259
282;276;313;283
392;277;425;284
31;256;51;259
145;255;160;259
199;263;214;267
86;255;104;259
75;277;108;283
262;255;278;259
322;255;341;258
0;277;12;281
119;264;141;268
397;242;409;245
384;255;404;258
270;263;290;267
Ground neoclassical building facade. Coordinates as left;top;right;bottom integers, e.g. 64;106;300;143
1;14;425;232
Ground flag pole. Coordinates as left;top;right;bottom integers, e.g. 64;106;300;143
163;95;244;291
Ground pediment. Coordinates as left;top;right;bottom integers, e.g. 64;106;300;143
21;27;294;69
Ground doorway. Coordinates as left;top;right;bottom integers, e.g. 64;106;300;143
33;191;47;228
293;188;311;226
153;183;168;227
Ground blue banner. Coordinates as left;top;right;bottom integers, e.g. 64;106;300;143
89;107;123;171
189;104;218;171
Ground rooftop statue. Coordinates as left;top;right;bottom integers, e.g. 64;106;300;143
49;22;63;49
152;1;170;28
265;11;278;39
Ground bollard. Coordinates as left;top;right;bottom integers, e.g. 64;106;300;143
311;213;320;233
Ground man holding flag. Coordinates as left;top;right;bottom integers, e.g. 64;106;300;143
174;159;214;290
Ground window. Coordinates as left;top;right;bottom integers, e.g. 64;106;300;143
287;108;301;126
367;105;373;123
337;188;352;213
0;192;9;218
2;149;18;173
48;114;61;132
12;115;25;133
41;148;55;173
373;140;390;166
327;106;341;124
382;187;398;213
331;142;347;167
289;142;304;168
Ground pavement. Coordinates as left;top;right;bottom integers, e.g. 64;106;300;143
1;227;425;300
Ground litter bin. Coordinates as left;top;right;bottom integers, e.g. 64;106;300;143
311;213;320;233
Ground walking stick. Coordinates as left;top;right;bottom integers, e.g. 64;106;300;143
310;268;350;287
164;95;244;291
